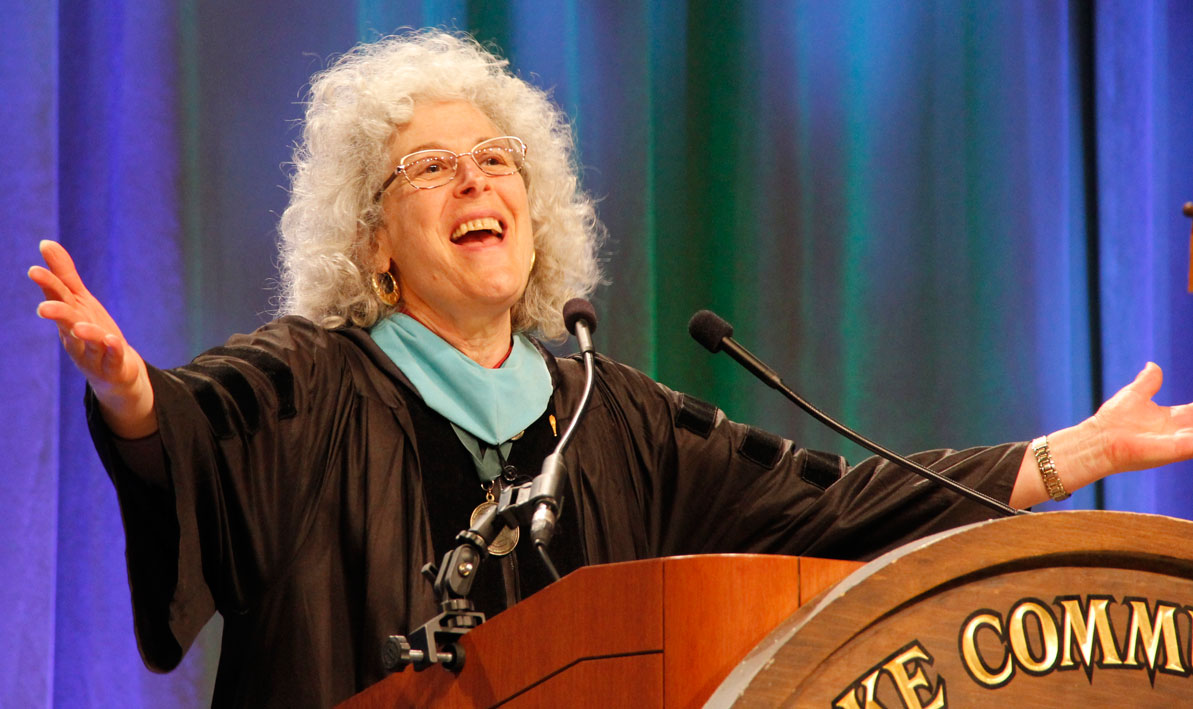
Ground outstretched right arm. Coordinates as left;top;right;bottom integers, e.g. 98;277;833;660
29;240;157;438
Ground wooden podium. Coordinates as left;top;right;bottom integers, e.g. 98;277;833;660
717;510;1193;707
341;511;1193;707
338;553;860;707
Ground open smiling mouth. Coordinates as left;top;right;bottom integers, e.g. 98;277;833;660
450;217;505;245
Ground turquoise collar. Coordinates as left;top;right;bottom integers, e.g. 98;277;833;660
368;314;553;447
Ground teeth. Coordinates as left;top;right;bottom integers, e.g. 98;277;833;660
451;217;504;241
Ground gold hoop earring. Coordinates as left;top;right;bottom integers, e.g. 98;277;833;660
372;271;400;306
530;250;537;271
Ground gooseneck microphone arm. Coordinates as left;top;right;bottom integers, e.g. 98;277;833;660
688;310;1023;518
528;299;599;569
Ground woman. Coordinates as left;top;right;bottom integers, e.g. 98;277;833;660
28;31;1193;707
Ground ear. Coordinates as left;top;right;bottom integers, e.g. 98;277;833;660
370;225;394;274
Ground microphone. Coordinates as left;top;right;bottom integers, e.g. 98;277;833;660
530;299;600;552
688;310;1022;517
562;298;597;354
688;310;782;388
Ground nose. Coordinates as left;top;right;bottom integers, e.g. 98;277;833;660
451;155;489;196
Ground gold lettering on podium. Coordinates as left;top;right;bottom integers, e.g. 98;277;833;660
839;593;1190;704
1123;599;1187;676
1007;600;1059;673
960;611;1013;687
883;645;946;709
1058;596;1123;669
955;594;1192;692
834;641;945;709
832;668;882;709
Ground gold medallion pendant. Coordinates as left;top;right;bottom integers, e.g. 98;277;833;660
470;498;519;557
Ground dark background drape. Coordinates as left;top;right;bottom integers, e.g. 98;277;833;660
3;0;1190;705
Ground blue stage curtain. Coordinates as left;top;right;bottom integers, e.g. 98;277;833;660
1;4;62;706
2;1;1190;705
2;0;213;704
1095;0;1193;516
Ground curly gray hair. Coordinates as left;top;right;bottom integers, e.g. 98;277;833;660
277;30;603;338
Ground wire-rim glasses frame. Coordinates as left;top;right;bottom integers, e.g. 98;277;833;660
373;136;527;200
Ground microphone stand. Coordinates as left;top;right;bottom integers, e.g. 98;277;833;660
382;467;571;673
381;503;500;673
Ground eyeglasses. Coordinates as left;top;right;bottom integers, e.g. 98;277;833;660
374;136;527;198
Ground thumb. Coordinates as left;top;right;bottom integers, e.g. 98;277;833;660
1130;362;1163;400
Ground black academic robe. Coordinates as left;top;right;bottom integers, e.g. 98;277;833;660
88;316;1023;707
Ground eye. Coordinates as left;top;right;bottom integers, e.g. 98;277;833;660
477;149;513;168
404;154;453;181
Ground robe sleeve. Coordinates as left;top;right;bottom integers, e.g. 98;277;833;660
88;317;349;671
580;356;1023;562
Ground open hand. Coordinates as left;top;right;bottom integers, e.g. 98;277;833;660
1089;363;1193;475
29;240;156;437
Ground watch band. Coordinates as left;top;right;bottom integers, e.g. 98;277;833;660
1031;435;1070;502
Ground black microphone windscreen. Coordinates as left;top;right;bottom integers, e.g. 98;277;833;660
688;310;733;353
562;298;598;336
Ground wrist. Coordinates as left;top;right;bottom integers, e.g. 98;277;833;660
94;366;157;438
1010;419;1110;509
1039;419;1111;493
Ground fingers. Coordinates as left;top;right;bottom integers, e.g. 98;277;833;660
37;304;114;365
36;299;76;329
59;327;87;362
29;241;86;316
34;299;85;334
28;264;70;303
32;241;144;395
80;338;112;376
38;240;88;293
72;320;111;342
32;241;123;334
1169;401;1193;424
64;325;128;382
99;333;127;379
65;321;106;354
